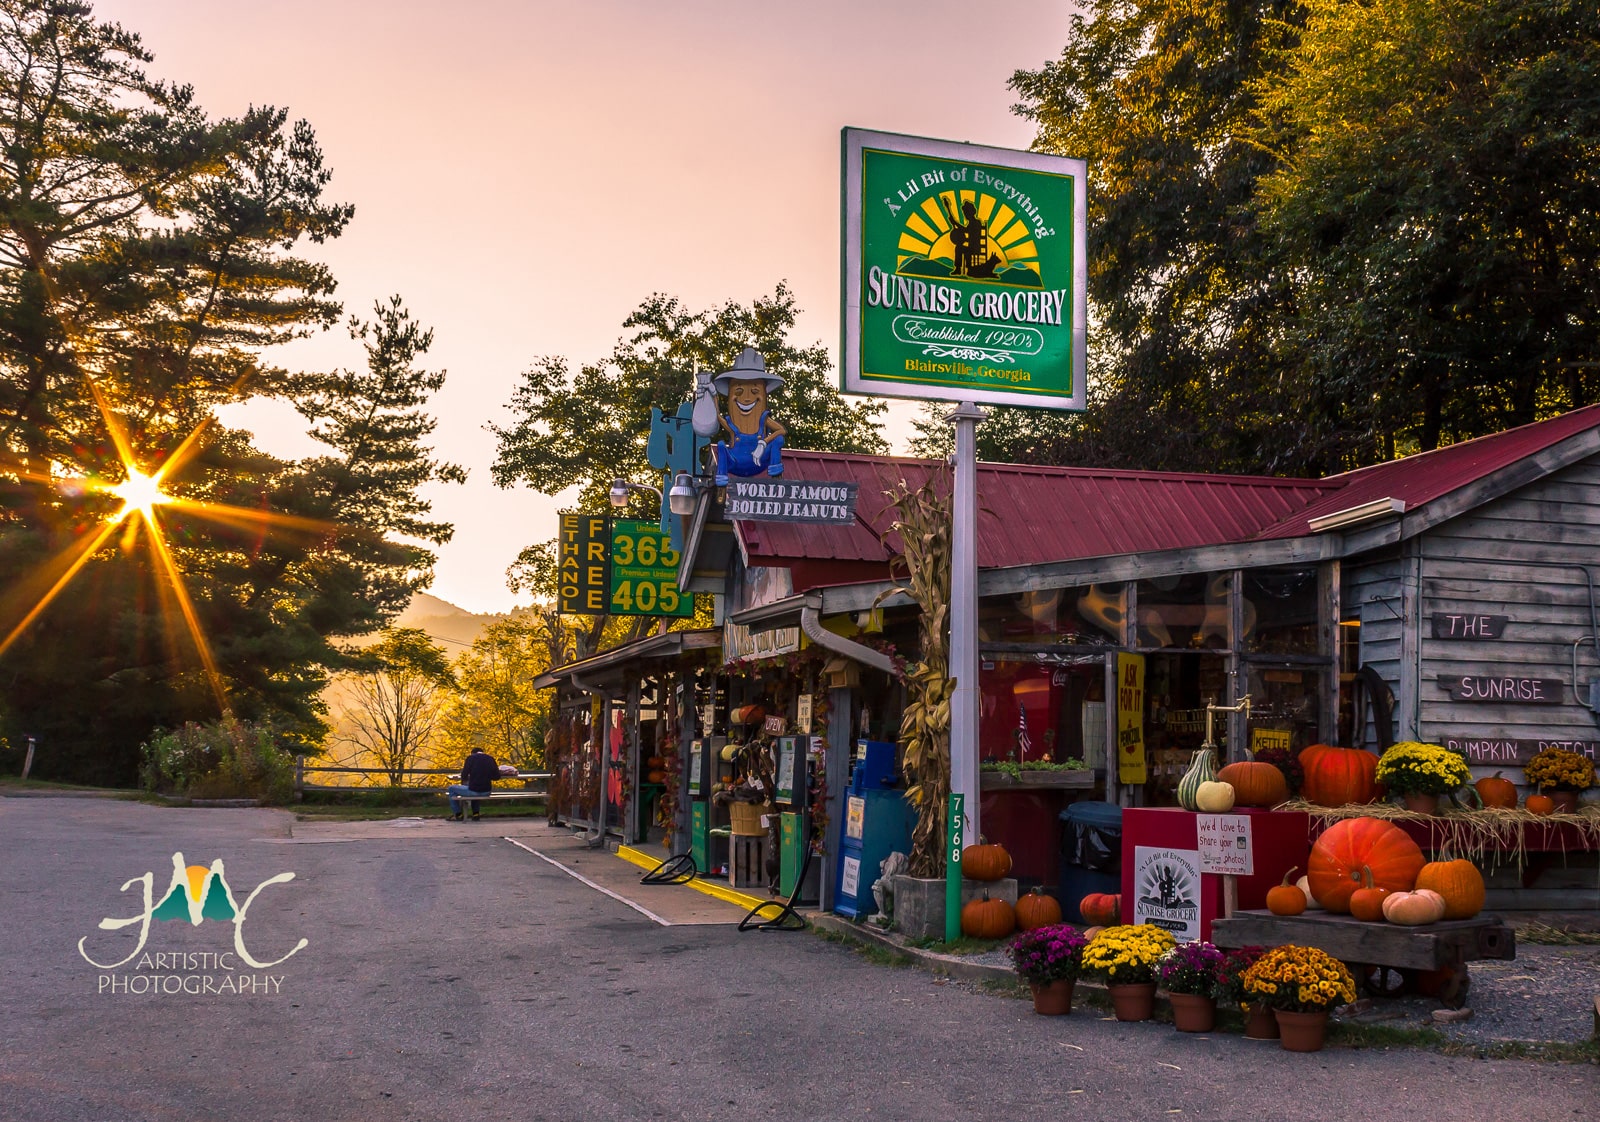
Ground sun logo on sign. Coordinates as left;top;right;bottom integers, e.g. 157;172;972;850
894;190;1042;287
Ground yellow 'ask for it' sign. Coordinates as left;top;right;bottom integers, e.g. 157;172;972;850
1116;652;1146;784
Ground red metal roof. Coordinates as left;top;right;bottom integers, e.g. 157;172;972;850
738;451;1334;582
1252;404;1600;540
737;406;1600;586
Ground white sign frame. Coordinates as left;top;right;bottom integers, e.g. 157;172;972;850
841;127;1088;410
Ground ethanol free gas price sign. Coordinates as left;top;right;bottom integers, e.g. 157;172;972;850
842;128;1087;410
608;520;692;618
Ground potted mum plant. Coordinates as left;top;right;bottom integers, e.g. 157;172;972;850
1240;944;1357;1052
1156;941;1226;1032
1375;741;1472;814
1009;923;1089;1015
1218;945;1274;1039
1081;924;1177;1022
1524;747;1595;813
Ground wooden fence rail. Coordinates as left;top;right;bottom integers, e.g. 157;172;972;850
293;757;551;796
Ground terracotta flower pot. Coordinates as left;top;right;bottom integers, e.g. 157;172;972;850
1550;789;1581;813
1243;1002;1280;1040
1402;792;1439;815
1107;981;1157;1022
1167;991;1216;1032
1275;1008;1330;1052
1030;978;1075;1015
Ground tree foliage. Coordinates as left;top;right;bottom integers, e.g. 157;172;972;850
439;618;555;771
490;284;887;517
0;4;458;783
1252;0;1600;456
327;628;455;787
993;0;1599;475
491;285;883;656
1005;0;1307;473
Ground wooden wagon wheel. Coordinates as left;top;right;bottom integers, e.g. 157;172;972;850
1359;964;1411;998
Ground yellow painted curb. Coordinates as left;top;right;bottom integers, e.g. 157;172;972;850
615;844;771;912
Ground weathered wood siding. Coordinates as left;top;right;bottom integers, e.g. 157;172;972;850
1349;552;1403;750
1415;456;1600;779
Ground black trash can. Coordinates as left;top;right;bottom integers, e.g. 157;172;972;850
1058;801;1123;923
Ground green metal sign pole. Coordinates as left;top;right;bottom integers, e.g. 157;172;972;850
945;792;964;943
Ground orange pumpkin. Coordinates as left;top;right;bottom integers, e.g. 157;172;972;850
1415;857;1485;919
1306;816;1426;912
1349;865;1392;922
1526;793;1556;816
1079;892;1121;926
646;769;668;784
1473;771;1518;809
1266;866;1307;916
1015;888;1063;931
1218;760;1289;807
1300;744;1382;807
961;842;1013;881
960;892;1016;939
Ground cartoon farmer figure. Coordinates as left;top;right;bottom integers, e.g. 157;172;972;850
712;347;786;485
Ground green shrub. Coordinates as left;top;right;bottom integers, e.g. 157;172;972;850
140;718;294;804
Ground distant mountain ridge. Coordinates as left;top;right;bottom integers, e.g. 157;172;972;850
395;592;521;648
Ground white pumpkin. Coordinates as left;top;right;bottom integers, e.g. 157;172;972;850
1195;780;1236;813
1296;874;1324;910
1382;888;1446;926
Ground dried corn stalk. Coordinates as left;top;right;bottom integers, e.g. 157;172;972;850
885;475;954;878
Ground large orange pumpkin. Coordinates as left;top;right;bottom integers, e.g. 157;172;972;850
1415;858;1485;919
1473;772;1518;809
1306;816;1426;912
1300;744;1382;807
1217;761;1289;807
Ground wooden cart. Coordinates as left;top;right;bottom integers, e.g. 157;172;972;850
1210;910;1516;1008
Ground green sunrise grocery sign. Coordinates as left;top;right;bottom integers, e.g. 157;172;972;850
841;128;1087;410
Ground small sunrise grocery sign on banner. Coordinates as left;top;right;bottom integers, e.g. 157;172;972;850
841;128;1087;409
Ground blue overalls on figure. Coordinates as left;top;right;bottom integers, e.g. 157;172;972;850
715;412;784;485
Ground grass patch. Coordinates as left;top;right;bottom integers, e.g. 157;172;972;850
905;934;1009;955
1326;1021;1599;1063
811;927;913;969
0;776;137;795
293;794;548;822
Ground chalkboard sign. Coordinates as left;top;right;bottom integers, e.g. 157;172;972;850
1431;613;1509;639
1439;675;1564;704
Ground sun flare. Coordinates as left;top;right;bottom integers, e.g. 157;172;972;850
111;469;169;521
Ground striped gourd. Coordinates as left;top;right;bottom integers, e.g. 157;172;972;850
1177;748;1218;811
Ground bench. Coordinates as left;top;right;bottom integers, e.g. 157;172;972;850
443;787;546;817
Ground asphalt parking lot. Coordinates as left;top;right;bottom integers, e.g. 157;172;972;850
2;798;1595;1122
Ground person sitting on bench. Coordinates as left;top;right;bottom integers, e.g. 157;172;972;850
446;746;500;821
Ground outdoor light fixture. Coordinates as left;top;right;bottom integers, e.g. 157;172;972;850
609;478;663;509
668;472;704;517
1307;496;1406;533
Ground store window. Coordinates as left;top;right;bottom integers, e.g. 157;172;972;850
1243;664;1321;752
1136;573;1228;650
1243;567;1319;654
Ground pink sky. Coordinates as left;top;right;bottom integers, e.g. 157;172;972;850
97;0;1066;613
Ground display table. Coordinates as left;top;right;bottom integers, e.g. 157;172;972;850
1210;909;1515;1007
